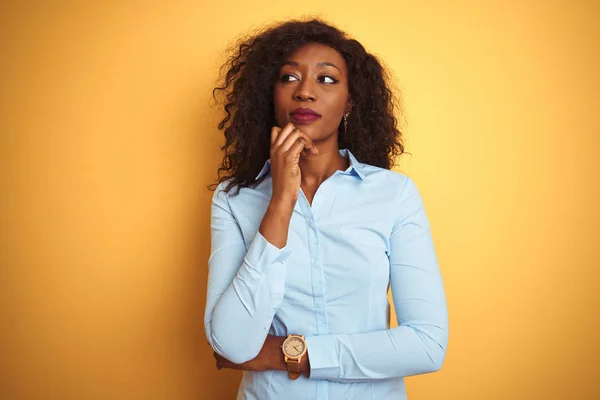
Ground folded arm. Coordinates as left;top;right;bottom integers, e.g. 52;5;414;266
204;183;293;364
306;177;448;382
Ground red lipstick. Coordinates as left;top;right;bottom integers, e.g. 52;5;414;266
290;107;321;125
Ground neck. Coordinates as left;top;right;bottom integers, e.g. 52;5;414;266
299;143;349;187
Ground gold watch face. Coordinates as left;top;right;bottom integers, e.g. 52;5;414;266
283;336;305;357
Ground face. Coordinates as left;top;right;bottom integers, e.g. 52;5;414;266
273;42;352;142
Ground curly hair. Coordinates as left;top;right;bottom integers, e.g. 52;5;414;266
209;17;405;195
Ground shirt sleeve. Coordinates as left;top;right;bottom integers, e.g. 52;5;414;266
204;182;293;364
306;177;448;382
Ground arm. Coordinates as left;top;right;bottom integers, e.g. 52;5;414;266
204;182;294;364
213;334;312;377
306;177;448;382
205;124;318;364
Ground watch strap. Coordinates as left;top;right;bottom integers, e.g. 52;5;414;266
286;358;302;380
283;334;305;380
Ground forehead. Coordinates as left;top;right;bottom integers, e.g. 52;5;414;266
282;42;347;74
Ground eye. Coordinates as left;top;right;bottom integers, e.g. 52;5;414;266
319;75;338;84
280;74;298;83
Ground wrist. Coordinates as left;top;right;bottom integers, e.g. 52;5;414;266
301;352;310;377
265;335;288;371
281;334;309;379
268;197;296;215
275;336;287;371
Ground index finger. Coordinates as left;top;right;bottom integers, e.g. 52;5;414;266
295;130;318;155
285;128;319;155
271;126;282;145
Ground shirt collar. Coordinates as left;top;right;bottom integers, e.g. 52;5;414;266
254;148;366;181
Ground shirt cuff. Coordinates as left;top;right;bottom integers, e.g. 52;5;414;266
306;334;340;381
233;231;293;317
244;230;293;272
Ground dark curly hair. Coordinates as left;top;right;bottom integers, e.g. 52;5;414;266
209;17;405;195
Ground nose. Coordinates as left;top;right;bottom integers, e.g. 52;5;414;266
293;78;317;102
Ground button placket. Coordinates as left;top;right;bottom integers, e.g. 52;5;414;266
298;187;329;336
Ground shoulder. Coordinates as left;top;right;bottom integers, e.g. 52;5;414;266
357;161;414;192
212;178;237;204
356;162;425;218
214;178;234;193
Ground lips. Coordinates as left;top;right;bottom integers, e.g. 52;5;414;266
290;107;321;125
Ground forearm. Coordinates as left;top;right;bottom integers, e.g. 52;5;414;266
207;201;295;363
306;322;447;382
209;271;284;363
306;177;448;382
252;334;310;376
214;334;311;378
259;199;295;249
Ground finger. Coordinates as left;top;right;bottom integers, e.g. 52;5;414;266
293;129;318;155
282;129;318;155
273;122;298;148
270;126;282;146
213;352;242;370
289;137;308;159
278;129;302;153
214;354;230;370
305;137;319;155
293;132;318;155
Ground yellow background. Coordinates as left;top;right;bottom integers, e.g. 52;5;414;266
1;1;598;399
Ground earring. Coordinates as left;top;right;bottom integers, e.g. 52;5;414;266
343;112;350;132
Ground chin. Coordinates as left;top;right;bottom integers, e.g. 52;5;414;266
296;125;320;138
307;130;335;144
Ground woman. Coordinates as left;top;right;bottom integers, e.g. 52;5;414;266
204;18;448;400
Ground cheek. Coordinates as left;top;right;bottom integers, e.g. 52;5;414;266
328;86;348;106
273;84;286;105
325;93;349;118
273;88;287;116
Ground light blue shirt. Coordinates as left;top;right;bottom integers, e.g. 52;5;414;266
205;149;448;400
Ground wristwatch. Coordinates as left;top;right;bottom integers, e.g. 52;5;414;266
281;334;307;380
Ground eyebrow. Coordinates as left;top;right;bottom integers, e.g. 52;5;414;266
282;61;342;73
